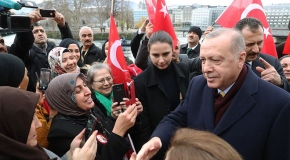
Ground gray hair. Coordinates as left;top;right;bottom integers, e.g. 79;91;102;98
86;62;111;87
204;28;245;56
79;26;93;37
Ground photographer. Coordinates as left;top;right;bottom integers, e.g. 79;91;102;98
13;9;73;92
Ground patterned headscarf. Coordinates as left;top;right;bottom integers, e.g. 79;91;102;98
45;73;89;116
48;47;79;78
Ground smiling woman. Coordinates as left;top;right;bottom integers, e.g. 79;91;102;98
48;47;79;78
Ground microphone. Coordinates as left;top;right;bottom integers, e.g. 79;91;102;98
0;0;22;10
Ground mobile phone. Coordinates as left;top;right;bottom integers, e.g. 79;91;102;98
39;68;51;91
85;114;98;141
113;83;126;105
40;9;55;17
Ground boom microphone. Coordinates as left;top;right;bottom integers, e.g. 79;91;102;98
0;0;21;10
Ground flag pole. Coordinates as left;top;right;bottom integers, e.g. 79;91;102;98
111;0;114;14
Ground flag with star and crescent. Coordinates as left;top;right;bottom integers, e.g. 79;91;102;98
152;0;178;48
215;0;277;57
145;0;157;24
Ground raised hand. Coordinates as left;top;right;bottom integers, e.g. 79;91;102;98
29;8;46;25
72;130;98;160
112;104;137;137
256;57;282;86
53;11;66;27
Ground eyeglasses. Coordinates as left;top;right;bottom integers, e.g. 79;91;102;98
93;76;113;84
0;39;4;45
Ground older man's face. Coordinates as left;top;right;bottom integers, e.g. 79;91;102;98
200;34;245;91
79;28;93;47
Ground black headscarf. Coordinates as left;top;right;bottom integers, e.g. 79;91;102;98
0;86;49;159
0;53;25;87
59;38;80;49
58;38;84;67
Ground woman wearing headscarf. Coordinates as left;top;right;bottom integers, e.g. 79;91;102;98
0;86;97;160
0;53;51;148
58;38;85;68
0;53;29;90
45;73;138;159
48;46;79;78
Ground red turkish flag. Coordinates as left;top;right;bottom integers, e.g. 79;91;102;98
215;0;277;57
145;0;157;24
108;13;136;105
283;33;290;54
152;0;178;48
108;13;131;85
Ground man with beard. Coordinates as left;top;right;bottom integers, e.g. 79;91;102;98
135;28;290;160
234;17;290;92
79;26;105;65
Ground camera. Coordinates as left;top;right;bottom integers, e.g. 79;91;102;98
0;1;35;32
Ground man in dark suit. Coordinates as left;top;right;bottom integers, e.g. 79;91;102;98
135;28;290;160
179;26;202;59
234;17;290;92
79;26;105;65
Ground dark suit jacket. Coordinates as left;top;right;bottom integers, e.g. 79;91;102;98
252;53;290;92
80;43;105;65
132;62;189;153
179;43;200;59
130;30;145;58
152;66;290;160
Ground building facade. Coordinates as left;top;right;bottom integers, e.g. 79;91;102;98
264;3;290;28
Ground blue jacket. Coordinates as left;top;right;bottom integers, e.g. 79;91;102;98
152;65;290;160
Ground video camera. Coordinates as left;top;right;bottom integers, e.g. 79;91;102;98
0;0;37;32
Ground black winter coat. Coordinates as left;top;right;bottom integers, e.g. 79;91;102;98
80;43;105;65
132;62;189;157
48;105;130;160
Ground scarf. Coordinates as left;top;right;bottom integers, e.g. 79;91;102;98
45;73;89;116
0;86;50;159
48;47;80;78
94;90;113;116
213;65;248;126
0;54;25;87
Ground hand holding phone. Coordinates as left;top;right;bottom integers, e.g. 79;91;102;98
40;9;55;17
85;114;98;142
113;84;126;105
39;68;51;91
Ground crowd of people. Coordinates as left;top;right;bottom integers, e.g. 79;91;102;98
1;8;290;160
